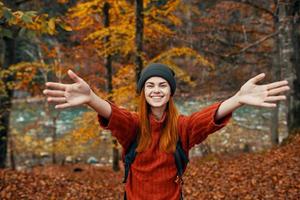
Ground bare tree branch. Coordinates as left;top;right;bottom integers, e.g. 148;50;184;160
225;0;275;17
225;30;280;57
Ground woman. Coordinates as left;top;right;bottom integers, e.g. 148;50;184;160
43;63;289;200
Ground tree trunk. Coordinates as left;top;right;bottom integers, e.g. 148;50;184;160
0;36;17;168
135;0;144;83
52;116;57;164
8;133;16;170
270;6;281;145
290;0;300;133
103;2;120;171
278;1;299;135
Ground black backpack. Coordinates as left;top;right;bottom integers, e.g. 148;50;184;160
123;137;189;200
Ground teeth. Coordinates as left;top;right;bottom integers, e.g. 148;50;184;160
152;96;162;98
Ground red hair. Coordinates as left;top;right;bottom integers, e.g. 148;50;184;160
136;88;179;153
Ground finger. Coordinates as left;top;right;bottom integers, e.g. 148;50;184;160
47;97;66;103
55;103;72;109
68;70;81;83
265;95;286;102
265;80;289;90
260;102;277;108
46;82;67;90
43;89;65;97
249;73;265;84
268;86;290;95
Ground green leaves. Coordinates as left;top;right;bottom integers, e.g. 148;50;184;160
58;22;72;31
2;8;14;21
21;12;36;23
0;27;13;38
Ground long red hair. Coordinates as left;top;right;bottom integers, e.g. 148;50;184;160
136;88;179;153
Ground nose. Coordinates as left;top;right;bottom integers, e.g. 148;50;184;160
153;86;161;93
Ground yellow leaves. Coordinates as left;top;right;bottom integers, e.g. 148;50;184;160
0;79;6;95
112;84;139;109
23;134;34;146
48;18;56;34
9;62;40;88
56;111;102;156
111;64;138;108
69;0;104;18
67;0;181;57
0;1;61;35
151;47;214;68
149;47;214;86
86;23;135;56
167;14;182;26
58;22;72;31
11;128;49;155
144;22;174;40
144;0;182;25
147;47;214;87
32;16;59;35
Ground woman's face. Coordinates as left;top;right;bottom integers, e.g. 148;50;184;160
144;76;171;108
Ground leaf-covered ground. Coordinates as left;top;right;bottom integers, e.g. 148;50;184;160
1;135;300;200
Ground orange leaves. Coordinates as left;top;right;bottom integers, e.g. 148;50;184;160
25;15;64;35
68;0;129;30
67;0;185;58
111;64;138;108
67;1;135;57
144;0;182;25
57;0;69;3
1;134;300;199
7;62;42;93
182;134;300;199
0;69;11;95
0;164;124;200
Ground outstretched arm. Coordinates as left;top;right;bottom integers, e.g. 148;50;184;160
215;73;290;121
43;70;112;119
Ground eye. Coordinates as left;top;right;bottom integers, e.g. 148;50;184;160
146;85;153;88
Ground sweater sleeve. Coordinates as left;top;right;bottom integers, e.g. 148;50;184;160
180;101;232;150
97;101;139;150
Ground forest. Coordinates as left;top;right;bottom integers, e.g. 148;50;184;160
0;0;300;199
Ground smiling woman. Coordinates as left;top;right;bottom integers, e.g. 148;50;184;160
43;63;290;200
144;77;171;110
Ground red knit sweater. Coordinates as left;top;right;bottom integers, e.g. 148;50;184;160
98;101;232;200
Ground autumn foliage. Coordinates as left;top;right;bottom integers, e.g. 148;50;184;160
1;134;300;200
1;0;299;199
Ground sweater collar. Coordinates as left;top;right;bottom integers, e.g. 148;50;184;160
149;112;167;126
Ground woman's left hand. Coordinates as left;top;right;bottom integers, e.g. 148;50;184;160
236;73;290;107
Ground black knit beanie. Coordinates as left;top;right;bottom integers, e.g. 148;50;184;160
137;63;176;96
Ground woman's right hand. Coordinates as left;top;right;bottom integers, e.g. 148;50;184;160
43;70;92;109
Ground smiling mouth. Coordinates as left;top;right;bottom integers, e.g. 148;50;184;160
151;96;163;99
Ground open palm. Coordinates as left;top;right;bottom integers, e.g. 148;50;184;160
238;73;290;107
43;70;92;109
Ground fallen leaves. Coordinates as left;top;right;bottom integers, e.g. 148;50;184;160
1;135;300;199
0;164;124;200
183;135;300;199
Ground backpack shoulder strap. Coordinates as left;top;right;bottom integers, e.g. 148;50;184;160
174;137;189;200
123;137;189;183
174;137;189;181
123;138;138;183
